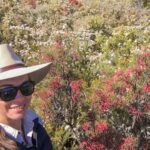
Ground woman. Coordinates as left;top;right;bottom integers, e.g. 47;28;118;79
0;44;53;149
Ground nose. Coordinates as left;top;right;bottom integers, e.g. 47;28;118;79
15;90;26;100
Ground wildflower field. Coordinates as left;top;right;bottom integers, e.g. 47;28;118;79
0;0;150;149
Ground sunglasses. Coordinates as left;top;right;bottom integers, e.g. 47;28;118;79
0;80;35;101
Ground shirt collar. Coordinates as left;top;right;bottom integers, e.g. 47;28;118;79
0;109;42;145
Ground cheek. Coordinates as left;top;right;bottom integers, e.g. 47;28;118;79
0;100;9;114
25;96;32;105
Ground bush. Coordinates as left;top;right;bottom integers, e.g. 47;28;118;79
0;0;150;149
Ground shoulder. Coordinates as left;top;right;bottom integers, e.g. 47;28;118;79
23;110;53;149
31;113;53;149
24;109;43;125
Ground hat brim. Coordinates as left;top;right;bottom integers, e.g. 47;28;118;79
0;62;52;84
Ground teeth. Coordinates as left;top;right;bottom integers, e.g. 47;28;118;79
11;106;24;109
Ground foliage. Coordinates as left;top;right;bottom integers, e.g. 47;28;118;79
0;0;150;149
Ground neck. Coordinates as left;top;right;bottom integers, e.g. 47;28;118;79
0;117;22;130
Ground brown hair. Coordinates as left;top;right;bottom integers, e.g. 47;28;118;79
0;128;18;150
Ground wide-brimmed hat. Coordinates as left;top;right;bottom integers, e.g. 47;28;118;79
0;44;52;83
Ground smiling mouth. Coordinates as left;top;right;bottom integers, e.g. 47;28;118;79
10;105;25;110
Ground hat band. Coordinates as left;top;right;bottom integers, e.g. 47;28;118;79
0;64;25;73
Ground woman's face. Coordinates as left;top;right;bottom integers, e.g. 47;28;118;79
0;75;32;122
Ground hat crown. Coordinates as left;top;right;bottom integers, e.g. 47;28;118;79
0;44;24;69
0;43;51;83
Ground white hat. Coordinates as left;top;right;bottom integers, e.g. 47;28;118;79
0;44;52;83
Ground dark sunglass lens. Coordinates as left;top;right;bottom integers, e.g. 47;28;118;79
0;87;17;101
20;81;34;96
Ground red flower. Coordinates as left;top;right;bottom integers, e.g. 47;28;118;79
70;80;82;102
50;78;61;90
144;85;150;92
80;141;88;147
143;103;150;111
82;122;91;131
69;0;82;6
129;106;143;117
137;52;150;70
80;141;105;150
119;137;135;150
70;80;81;91
96;122;108;133
96;91;112;112
38;89;53;101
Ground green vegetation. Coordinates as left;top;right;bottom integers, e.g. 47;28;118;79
0;0;150;149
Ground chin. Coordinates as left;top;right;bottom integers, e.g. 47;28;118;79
10;113;25;121
9;109;26;120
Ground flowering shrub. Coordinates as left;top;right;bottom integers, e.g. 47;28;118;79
85;52;150;149
0;0;150;149
36;49;150;150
